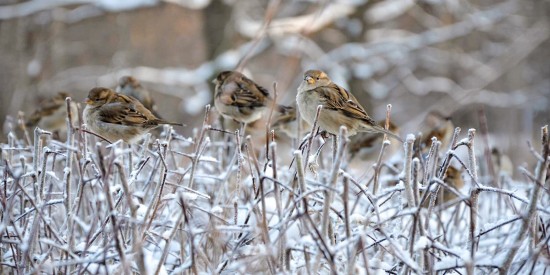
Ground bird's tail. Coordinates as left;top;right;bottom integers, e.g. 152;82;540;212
370;124;403;143
158;120;185;127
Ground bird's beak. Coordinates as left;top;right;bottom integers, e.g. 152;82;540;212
84;98;93;105
305;76;315;85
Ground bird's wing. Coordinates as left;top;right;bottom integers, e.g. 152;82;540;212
97;102;156;126
315;83;377;125
26;96;65;126
218;75;269;108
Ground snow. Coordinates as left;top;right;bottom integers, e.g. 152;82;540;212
2;70;547;274
414;236;432;251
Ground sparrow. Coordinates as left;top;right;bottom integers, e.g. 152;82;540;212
441;166;464;203
419;111;454;151
420;166;464;207
272;105;310;139
348;120;400;160
83;87;182;143
26;92;78;136
296;69;402;141
116;76;156;113
213;71;289;125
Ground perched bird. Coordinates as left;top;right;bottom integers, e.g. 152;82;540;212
116;76;156;113
83;87;182;143
296;70;402;141
419;111;454;151
26;92;78;137
420;166;464;207
213;71;288;125
348;120;400;160
441;166;464;203
272;105;310;139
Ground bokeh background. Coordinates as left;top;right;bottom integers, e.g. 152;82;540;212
1;0;549;162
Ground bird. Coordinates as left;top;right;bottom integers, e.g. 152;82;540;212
296;69;402;141
420;166;464;207
213;70;289;125
26;92;78;138
83;87;182;143
272;105;310;139
348;120;400;160
418;111;454;151
116;76;156;113
440;166;464;203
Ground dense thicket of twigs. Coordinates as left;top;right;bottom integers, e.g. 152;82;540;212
0;100;548;274
1;0;548;149
0;0;549;274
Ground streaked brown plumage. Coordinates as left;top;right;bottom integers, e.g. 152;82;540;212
419;166;464;207
439;166;465;203
116;76;156;112
26;92;78;135
213;71;288;124
419;111;454;151
296;70;402;141
83;87;181;143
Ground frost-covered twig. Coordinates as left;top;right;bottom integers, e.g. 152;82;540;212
303;105;322;173
402;134;416;208
372;104;394;195
500;125;548;274
188;105;211;189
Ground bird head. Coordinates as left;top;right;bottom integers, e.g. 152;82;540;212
301;70;331;90
85;87;116;107
212;71;241;85
117;76;141;91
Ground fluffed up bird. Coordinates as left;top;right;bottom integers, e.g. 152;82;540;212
83;87;182;143
26;92;78;137
296;69;402;141
419;110;454;151
213;70;290;125
441;166;464;203
116;76;156;113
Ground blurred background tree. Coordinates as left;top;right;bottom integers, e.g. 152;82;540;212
0;0;548;162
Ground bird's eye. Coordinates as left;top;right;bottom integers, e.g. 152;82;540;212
316;77;319;80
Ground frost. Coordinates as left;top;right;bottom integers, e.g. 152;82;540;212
210;205;223;214
414;236;432;251
182;191;198;201
45;171;59;180
350;214;367;224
